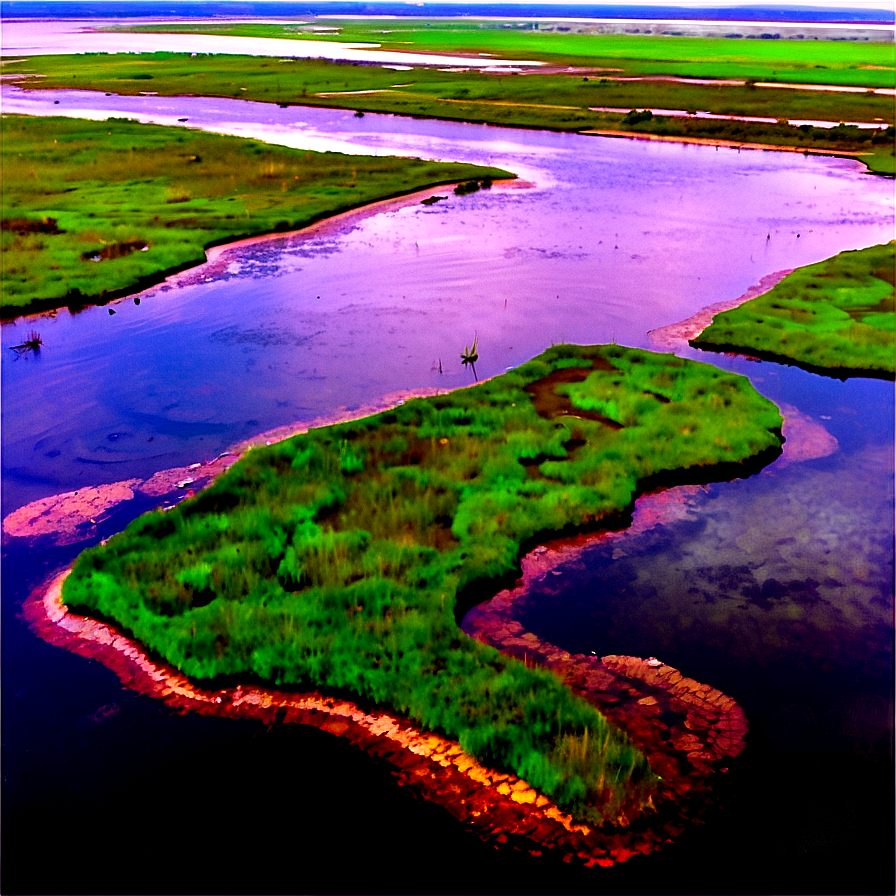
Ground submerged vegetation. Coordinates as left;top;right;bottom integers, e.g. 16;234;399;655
692;242;895;378
0;115;510;317
63;343;784;824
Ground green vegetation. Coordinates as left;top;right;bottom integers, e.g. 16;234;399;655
63;343;784;824
692;242;895;379
7;49;892;173
0;114;509;317
114;20;896;88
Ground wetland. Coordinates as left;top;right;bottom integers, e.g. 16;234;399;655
1;17;894;896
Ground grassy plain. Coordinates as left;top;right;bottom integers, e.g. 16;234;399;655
7;47;892;173
0;114;508;317
691;242;895;378
63;342;784;824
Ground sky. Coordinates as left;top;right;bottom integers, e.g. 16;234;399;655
409;0;896;8
24;0;896;7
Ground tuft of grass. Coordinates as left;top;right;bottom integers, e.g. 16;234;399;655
63;343;784;826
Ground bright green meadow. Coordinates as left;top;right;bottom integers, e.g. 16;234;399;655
113;20;896;87
692;242;895;378
0;114;508;317
63;343;785;824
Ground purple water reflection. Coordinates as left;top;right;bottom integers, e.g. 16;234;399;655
2;91;893;519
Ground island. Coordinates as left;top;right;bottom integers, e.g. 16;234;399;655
59;342;784;832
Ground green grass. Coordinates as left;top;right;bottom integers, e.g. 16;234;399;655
112;20;896;88
6;52;892;173
0;114;510;318
63;342;784;825
691;242;895;378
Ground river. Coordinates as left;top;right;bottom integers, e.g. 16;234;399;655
1;59;894;896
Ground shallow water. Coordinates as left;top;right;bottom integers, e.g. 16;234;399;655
508;362;894;752
1;84;894;894
3;87;892;520
0;18;544;67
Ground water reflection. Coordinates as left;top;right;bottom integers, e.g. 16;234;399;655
3;91;892;521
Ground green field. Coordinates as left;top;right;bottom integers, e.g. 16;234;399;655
113;20;896;87
6;48;892;173
0;114;508;317
63;342;784;824
692;242;895;378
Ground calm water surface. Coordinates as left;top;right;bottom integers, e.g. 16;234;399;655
0;18;543;67
2;86;893;895
3;87;892;518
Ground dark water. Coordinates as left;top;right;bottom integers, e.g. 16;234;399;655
504;359;895;892
2;94;894;895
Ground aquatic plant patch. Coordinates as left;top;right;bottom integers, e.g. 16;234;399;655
691;242;895;378
63;343;784;825
0;114;509;317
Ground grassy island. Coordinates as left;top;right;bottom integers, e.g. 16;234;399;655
691;242;895;379
0;114;509;318
63;343;784;823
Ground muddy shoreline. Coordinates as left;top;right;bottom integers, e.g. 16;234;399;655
6;272;838;865
25;566;746;867
584;128;878;164
2;178;516;324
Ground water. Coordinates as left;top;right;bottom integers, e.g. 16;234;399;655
2;84;894;893
0;18;544;67
3;87;892;519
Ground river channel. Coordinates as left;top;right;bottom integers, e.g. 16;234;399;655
2;82;893;894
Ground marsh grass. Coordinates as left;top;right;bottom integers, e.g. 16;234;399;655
0;114;511;317
64;343;784;825
5;52;893;173
692;242;895;378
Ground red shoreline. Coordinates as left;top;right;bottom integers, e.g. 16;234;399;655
8;272;839;865
24;529;748;869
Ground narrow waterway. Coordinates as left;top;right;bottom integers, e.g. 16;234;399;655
2;85;893;894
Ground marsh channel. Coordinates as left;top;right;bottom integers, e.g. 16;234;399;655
2;82;894;895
